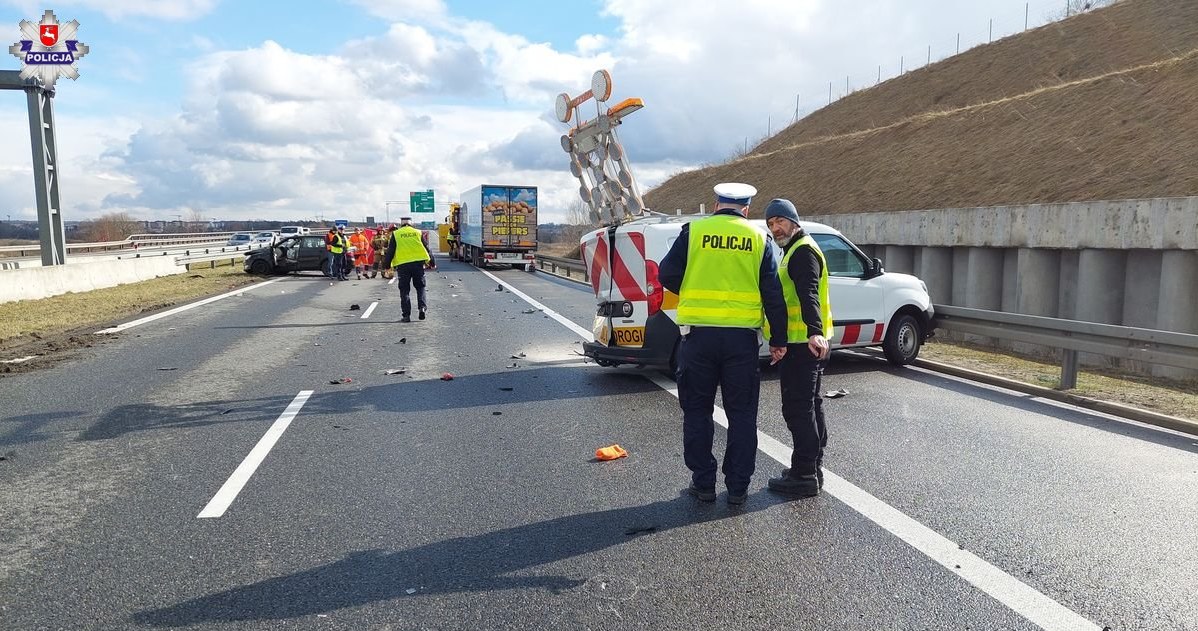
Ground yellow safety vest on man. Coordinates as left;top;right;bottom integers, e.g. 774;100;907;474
676;214;766;328
327;232;346;254
773;234;834;343
389;226;431;266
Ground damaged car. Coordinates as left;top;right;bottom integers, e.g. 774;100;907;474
243;234;333;276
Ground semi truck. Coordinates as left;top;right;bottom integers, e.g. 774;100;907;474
457;185;539;270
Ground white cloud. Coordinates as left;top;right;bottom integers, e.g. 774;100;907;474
2;0;220;21
345;0;447;23
1;1;1082;225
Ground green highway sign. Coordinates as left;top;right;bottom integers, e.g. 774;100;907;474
410;189;435;213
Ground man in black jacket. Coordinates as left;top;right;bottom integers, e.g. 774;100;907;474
762;199;833;499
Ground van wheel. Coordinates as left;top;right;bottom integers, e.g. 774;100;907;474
883;313;922;365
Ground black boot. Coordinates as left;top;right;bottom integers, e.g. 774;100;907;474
768;473;820;498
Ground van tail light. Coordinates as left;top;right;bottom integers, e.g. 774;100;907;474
645;259;664;316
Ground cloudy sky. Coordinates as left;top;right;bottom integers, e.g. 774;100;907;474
0;0;1074;224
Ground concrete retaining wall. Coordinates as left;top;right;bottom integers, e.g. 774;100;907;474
0;256;188;303
808;196;1198;378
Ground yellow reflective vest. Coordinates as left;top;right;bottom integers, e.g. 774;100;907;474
770;234;834;343
676;214;766;328
389;226;431;266
327;232;345;254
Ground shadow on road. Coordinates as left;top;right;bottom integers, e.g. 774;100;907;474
79;366;661;441
131;493;786;626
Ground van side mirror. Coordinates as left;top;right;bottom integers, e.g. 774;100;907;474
872;257;885;276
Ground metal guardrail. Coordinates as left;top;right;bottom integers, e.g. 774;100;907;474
535;254;588;283
0;232;242;257
932;305;1198;389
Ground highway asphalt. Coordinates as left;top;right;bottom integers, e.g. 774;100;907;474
1;257;1195;630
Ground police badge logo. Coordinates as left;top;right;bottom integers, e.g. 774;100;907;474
8;10;90;88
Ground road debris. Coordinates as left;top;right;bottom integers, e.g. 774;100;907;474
595;444;628;461
330;377;353;385
220;409;234;415
441;373;455;381
495;284;503;292
492;411;502;416
156;367;177;371
499;387;514;391
349;304;361;310
406;588;418;595
824;388;849;399
399;337;407;344
507;362;519;368
385;368;407;375
510;352;527;359
624;525;657;536
521;309;537;314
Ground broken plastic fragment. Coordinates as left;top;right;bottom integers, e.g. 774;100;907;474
330;377;353;385
510;352;527;359
441;373;454;381
350;304;361;310
385;368;407;375
156;367;177;371
595;444;629;461
824;388;849;399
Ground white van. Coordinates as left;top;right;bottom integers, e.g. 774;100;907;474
278;226;311;237
579;216;934;372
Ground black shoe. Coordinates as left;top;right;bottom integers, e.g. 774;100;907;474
686;483;716;502
400;316;411;323
418;309;426;320
768;474;820;498
727;491;748;505
781;467;824;488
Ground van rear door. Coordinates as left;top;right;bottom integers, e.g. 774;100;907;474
581;225;650;348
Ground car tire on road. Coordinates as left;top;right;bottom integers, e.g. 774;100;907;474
883;313;922;365
250;259;271;275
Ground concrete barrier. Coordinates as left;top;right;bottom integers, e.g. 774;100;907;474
0;255;189;303
808;196;1198;378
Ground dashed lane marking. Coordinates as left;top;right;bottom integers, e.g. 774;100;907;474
360;301;379;319
198;390;313;519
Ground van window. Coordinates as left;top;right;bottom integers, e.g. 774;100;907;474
810;234;869;277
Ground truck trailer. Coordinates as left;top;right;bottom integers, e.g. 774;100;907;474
458;185;539;270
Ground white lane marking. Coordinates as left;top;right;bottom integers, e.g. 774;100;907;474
388;276;396;285
95;278;284;334
198;390;313;519
497;271;1099;631
482;269;594;341
360;301;379;319
642;373;1097;631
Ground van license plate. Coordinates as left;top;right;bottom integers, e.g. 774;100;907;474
614;327;645;347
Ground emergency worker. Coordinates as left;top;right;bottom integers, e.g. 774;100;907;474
384;216;434;322
370;226;390;278
326;227;348;281
762;199;833;499
659;183;789;505
349;227;371;280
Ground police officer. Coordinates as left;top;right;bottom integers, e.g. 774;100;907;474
384;216;433;322
763;199;833;499
659;183;789;505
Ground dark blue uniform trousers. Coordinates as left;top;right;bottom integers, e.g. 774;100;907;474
676;327;761;494
779;345;828;476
